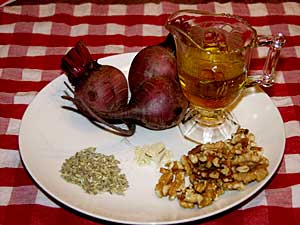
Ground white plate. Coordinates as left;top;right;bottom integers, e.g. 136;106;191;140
19;52;285;224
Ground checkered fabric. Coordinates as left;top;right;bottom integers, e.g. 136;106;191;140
0;2;300;225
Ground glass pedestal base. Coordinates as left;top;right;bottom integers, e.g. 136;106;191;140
179;107;240;144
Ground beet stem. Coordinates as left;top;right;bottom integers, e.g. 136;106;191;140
61;40;94;85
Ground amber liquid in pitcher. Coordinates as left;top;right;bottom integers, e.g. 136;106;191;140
178;46;247;109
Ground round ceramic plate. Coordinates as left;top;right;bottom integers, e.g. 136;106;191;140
19;52;285;224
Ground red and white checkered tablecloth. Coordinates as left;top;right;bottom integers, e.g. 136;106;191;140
0;1;300;225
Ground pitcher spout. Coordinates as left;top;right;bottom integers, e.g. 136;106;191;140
165;10;204;50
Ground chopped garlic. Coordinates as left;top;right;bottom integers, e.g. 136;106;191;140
134;142;173;166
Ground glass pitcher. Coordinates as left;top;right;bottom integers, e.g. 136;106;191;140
165;10;286;143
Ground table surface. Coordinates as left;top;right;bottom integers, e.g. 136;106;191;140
0;1;300;225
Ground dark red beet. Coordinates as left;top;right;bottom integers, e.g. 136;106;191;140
61;41;128;114
128;45;178;94
74;64;128;113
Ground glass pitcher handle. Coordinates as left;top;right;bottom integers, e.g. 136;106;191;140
247;33;286;87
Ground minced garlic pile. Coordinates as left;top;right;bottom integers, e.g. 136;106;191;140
134;142;173;166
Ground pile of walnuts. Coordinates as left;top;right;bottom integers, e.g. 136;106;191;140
155;128;269;208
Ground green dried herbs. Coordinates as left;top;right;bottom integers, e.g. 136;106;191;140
60;147;129;195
